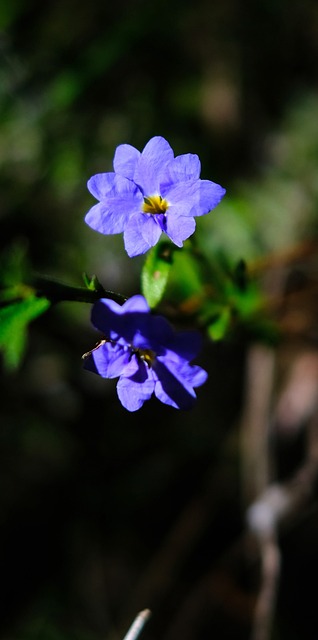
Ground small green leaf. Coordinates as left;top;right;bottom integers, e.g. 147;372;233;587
207;307;231;341
0;296;50;370
141;242;173;308
82;273;100;291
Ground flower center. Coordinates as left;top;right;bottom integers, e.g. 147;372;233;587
82;337;157;369
134;347;156;367
142;194;169;215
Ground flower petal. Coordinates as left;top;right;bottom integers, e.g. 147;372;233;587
154;358;208;409
124;214;162;257
85;342;130;378
177;361;208;388
87;172;117;199
90;296;152;347
90;299;118;335
85;176;143;234
165;213;196;246
166;179;226;218
85;202;128;234
134;136;174;194
117;372;155;411
153;361;197;409
165;330;203;362
165;181;201;216
160;153;201;191
113;143;141;179
122;294;151;314
193;180;226;216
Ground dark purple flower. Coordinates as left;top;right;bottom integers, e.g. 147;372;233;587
83;294;208;412
85;136;226;257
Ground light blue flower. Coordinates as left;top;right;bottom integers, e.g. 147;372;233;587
83;295;208;412
85;136;226;257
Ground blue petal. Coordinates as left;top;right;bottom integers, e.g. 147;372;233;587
134;136;174;195
176;361;208;387
137;314;173;345
166;179;225;217
140;215;163;245
166;330;203;361
122;294;151;314
113;143;141;179
166;357;208;388
164;181;201;216
154;359;207;409
91;296;152;347
117;373;155;411
165;213;196;246
87;172;117;199
85;342;130;378
90;298;124;337
160;154;201;191
124;214;162;257
85;202;129;234
153;361;197;409
85;177;143;234
194;180;226;216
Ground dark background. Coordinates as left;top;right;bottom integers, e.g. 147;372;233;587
1;1;318;638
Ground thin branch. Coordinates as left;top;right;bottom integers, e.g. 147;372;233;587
30;274;127;305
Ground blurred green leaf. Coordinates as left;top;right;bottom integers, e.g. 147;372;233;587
141;242;173;308
163;244;205;309
207;307;231;341
0;239;30;288
82;272;102;291
0;296;50;370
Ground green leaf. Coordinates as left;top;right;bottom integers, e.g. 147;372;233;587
141;242;173;308
0;239;30;288
82;272;101;291
0;296;50;370
163;246;205;309
207;307;231;341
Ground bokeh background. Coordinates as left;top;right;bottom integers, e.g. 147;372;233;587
2;1;318;639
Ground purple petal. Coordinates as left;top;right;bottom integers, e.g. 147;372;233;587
85;342;130;378
165;331;203;361
85;202;129;234
166;179;225;218
160;154;201;191
140;215;163;245
166;357;208;389
154;358;207;409
91;296;152;348
124;214;162;257
90;298;120;335
153;361;197;409
122;294;151;314
165;181;201;216
194;180;226;216
177;362;208;387
141;314;174;344
165;213;196;246
117;373;155;411
113;143;141;179
87;172;117;199
85;176;143;234
133;136;174;195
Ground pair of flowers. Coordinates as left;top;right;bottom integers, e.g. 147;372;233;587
83;136;226;411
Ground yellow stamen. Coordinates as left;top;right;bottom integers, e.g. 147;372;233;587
135;347;156;367
142;194;169;215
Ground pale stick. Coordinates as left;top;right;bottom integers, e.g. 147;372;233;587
122;609;152;640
